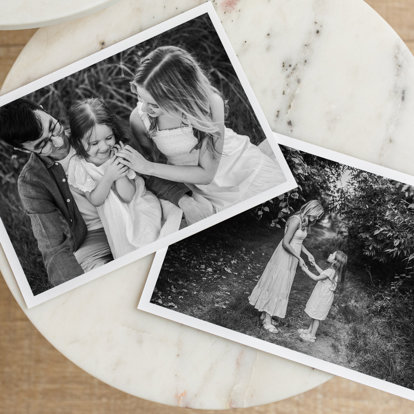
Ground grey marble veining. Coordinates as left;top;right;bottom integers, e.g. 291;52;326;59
1;0;413;409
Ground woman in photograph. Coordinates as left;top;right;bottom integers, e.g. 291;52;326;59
116;45;285;213
248;200;324;333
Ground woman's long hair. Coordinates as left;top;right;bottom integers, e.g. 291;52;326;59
68;98;124;159
132;46;223;154
297;200;325;227
333;250;348;286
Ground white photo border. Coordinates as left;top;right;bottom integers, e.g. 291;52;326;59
0;3;296;308
139;132;414;402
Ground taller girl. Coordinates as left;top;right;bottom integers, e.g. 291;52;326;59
118;46;286;213
249;200;325;333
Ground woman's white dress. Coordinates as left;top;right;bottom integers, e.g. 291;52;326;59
249;215;307;318
137;103;286;212
68;156;162;259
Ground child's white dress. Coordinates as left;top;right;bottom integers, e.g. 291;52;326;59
68;155;162;259
305;268;337;321
137;103;286;212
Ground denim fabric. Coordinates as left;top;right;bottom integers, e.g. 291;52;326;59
17;150;189;288
18;153;87;287
145;175;190;206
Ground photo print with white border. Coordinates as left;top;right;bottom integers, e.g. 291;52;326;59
139;133;414;402
0;3;296;308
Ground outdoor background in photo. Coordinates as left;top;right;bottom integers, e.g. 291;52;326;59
0;13;266;295
151;145;414;391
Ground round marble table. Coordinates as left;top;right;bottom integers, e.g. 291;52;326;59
1;0;413;409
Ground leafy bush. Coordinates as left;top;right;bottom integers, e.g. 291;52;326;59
346;285;414;388
28;15;265;144
254;145;414;288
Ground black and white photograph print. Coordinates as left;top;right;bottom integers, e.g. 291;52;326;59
139;136;414;401
0;4;295;308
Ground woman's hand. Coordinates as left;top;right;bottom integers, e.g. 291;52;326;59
307;253;316;267
299;257;307;268
117;145;153;175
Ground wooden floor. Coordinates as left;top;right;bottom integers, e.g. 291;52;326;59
1;1;414;413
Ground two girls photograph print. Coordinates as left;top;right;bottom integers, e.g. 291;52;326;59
0;6;295;308
140;136;414;401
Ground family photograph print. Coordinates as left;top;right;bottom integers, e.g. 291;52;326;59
140;137;414;400
0;5;294;307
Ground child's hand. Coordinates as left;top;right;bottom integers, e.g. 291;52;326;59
113;141;125;155
309;256;316;267
105;156;128;181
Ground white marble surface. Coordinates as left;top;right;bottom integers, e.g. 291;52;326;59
1;0;414;409
0;0;119;30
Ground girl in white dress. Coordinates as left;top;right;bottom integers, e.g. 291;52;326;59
117;46;286;213
67;98;163;259
298;250;348;342
249;200;324;333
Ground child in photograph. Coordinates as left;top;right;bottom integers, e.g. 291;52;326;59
117;45;286;213
298;250;348;342
67;98;163;259
249;200;324;333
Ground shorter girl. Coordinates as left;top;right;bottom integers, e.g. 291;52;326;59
298;250;348;342
67;98;163;259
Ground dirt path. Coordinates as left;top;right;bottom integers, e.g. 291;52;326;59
152;217;361;367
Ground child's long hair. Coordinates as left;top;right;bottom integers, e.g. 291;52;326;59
132;46;223;153
332;250;348;286
69;98;123;159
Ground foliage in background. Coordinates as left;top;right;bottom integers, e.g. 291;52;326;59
255;145;414;291
339;280;414;389
152;207;414;388
29;14;265;143
0;14;266;295
253;147;333;228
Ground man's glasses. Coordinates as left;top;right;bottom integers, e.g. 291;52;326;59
36;120;64;155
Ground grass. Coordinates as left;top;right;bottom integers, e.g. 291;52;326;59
344;286;414;389
151;211;414;388
0;14;266;295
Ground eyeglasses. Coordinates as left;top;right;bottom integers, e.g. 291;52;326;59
36;119;64;155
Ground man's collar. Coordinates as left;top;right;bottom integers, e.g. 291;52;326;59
38;154;56;169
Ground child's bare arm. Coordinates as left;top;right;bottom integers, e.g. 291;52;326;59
87;175;115;206
311;261;324;275
86;157;128;206
114;176;136;203
300;263;328;281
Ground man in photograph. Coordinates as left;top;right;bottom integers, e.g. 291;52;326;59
0;99;210;287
